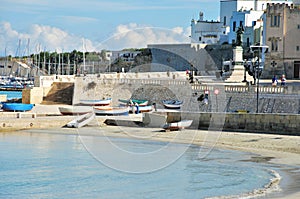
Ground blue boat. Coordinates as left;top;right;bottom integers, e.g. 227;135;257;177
1;103;34;112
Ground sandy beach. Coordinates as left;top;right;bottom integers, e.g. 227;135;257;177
1;104;299;198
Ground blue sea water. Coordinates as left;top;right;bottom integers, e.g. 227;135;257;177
0;131;277;199
0;91;22;100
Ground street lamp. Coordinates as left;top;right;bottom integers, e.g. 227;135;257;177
242;59;248;83
250;45;269;113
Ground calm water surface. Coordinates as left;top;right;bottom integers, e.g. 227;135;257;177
0;131;277;199
0;91;22;100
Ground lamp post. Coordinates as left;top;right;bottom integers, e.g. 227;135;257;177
214;88;219;112
250;45;269;113
242;59;248;82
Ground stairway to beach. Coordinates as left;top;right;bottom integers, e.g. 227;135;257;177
42;82;74;105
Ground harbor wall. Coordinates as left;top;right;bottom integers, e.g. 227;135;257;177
72;75;299;114
72;73;190;106
158;112;300;135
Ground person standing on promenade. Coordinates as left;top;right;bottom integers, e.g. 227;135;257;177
272;75;278;87
281;74;286;86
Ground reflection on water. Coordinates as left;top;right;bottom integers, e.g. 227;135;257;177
0;131;278;199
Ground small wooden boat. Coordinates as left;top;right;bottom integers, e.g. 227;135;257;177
66;112;95;128
162;100;183;109
94;106;129;116
129;105;152;113
79;98;112;106
1;103;34;112
118;99;148;106
162;120;193;131
58;106;93;115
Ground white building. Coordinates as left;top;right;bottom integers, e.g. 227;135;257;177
191;1;293;45
105;50;140;63
228;10;264;45
190;12;228;44
220;0;293;27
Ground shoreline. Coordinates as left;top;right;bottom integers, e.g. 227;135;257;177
15;125;300;199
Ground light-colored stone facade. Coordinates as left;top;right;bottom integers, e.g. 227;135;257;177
264;3;300;79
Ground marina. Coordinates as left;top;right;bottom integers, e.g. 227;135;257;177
0;76;34;91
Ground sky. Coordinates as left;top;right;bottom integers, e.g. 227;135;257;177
0;0;220;56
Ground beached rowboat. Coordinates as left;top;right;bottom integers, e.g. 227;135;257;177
118;99;148;106
162;120;193;131
58;106;93;115
1;103;34;112
66;112;95;128
129;105;152;113
79;98;112;106
94;106;129;116
162;100;183;109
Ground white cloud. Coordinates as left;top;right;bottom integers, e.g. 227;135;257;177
57;15;98;23
0;21;190;56
0;22;96;56
97;23;190;50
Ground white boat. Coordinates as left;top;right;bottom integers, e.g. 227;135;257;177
59;106;93;115
162;100;183;109
129;105;152;113
79;98;112;106
162;120;193;131
118;99;148;106
66;112;95;128
94;106;129;116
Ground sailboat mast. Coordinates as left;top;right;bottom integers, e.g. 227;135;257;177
4;47;7;76
83;38;86;73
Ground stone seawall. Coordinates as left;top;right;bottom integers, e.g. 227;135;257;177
72;75;192;107
165;112;300;135
72;75;299;114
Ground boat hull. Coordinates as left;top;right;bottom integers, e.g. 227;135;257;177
162;100;183;109
59;106;93;115
66;112;95;128
79;98;112;106
2;103;34;112
94;107;129;116
129;105;152;113
163;120;193;130
118;99;148;106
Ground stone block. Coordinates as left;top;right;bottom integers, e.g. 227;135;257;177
0;95;7;102
22;87;43;104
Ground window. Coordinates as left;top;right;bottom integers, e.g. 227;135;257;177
274;15;277;26
298;25;300;29
223;16;226;26
271;40;279;52
199;37;202;41
297;46;300;51
270;14;280;27
233;21;236;32
247;38;250;47
239;21;243;27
